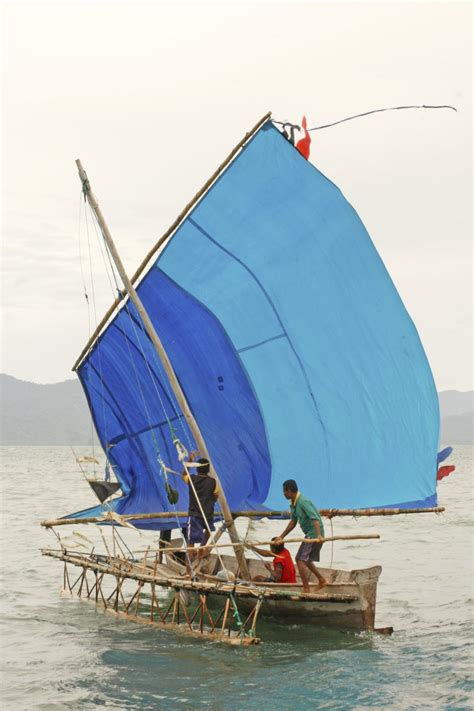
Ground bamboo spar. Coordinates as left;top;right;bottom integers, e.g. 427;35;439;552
75;160;251;580
41;505;446;528
73;112;272;372
132;533;381;555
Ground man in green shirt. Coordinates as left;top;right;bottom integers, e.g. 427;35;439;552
275;479;328;593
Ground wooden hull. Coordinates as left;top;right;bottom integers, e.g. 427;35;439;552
234;578;378;631
203;554;382;631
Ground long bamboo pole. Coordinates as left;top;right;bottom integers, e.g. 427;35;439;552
41;505;445;528
133;533;381;555
75;160;250;579
73;111;272;372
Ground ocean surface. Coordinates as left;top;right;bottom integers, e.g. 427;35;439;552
1;445;473;710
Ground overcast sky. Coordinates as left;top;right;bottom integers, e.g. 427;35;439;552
1;1;472;390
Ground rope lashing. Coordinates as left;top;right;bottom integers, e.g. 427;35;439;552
281;122;297;144
105;510;142;533
174;438;188;462
229;588;244;631
81;177;90;200
157;455;179;505
330;518;334;569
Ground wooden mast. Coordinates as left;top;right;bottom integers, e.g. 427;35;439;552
75;160;250;579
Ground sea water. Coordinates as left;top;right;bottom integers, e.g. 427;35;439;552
0;445;473;710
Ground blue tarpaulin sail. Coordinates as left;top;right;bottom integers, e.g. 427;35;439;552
71;120;440;527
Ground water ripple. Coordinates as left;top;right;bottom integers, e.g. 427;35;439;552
1;445;473;710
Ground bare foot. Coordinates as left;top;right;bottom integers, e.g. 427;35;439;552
314;579;329;591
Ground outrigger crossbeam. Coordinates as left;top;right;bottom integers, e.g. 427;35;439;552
41;505;445;528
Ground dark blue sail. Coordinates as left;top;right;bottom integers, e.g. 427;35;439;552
71;120;439;527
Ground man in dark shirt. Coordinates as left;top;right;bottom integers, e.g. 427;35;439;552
182;453;220;559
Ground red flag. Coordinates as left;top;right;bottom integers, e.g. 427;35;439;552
296;116;311;159
437;465;455;481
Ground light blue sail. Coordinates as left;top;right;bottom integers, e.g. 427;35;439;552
71;120;439;527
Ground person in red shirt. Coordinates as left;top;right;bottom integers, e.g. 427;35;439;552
252;537;297;584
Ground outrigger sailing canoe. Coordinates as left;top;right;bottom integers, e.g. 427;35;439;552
42;112;445;644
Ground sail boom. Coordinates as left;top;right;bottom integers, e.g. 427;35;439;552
41;506;446;528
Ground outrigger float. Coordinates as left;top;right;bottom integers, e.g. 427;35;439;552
42;111;448;645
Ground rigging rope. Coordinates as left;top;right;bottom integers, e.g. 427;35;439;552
107;315;190;562
83;208;163;469
100;223;192;452
87;203;169;457
92;219;195;455
91;211;198;502
308;104;457;131
119;306;195;455
273;104;457;133
81;191;247;587
329;517;334;569
77;195;98;470
77;192;90;333
84;201;115;477
87;207;196;574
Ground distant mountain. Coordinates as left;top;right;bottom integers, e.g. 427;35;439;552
0;374;95;445
438;390;473;418
0;373;472;445
438;390;474;445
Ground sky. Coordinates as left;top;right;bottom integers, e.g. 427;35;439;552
1;1;472;390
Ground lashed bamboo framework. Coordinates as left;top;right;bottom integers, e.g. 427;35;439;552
50;548;263;646
41;487;390;641
41;516;386;642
